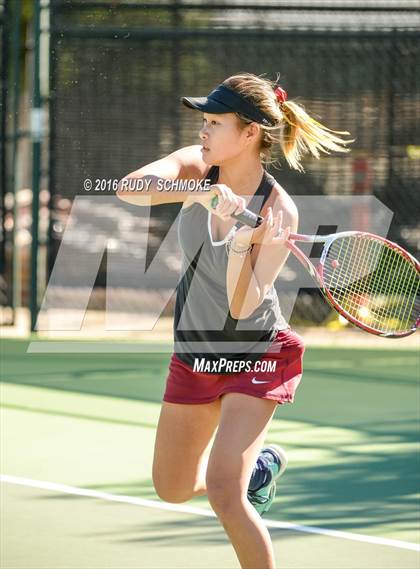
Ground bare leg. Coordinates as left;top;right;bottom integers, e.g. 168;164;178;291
152;399;221;503
205;393;278;569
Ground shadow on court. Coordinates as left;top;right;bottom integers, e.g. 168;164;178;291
2;339;418;406
2;338;419;540
27;440;419;538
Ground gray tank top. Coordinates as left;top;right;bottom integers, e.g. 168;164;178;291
174;165;288;372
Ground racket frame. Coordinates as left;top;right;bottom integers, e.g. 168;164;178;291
287;231;419;338
211;196;419;337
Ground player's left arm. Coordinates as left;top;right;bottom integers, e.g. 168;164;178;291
227;187;298;320
252;189;299;305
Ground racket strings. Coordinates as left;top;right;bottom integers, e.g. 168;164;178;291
340;241;418;331
323;235;420;335
328;240;418;332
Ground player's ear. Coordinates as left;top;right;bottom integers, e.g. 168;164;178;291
244;122;260;143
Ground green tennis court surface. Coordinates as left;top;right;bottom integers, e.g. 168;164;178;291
1;338;419;568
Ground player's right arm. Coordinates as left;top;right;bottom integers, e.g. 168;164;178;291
116;145;209;206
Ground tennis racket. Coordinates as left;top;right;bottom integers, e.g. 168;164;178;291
211;196;420;338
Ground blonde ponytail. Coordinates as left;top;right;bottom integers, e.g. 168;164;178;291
280;99;353;173
223;72;354;173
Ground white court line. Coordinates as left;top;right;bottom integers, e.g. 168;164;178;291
1;474;419;553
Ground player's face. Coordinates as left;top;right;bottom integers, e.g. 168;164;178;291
199;112;255;165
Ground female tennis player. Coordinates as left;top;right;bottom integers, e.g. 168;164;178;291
117;73;352;569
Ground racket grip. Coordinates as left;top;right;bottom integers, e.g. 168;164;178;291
210;196;263;229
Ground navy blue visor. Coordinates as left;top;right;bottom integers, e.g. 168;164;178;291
181;84;276;127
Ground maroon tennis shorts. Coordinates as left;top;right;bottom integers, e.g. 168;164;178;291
163;327;305;406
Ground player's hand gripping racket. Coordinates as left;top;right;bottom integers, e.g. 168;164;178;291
211;196;420;338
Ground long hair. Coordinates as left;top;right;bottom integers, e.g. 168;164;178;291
223;72;354;173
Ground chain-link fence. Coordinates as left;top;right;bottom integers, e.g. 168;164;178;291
44;1;420;326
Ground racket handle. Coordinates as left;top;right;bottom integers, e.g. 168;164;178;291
210;196;263;229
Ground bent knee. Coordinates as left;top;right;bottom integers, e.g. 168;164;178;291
153;482;192;504
152;466;193;503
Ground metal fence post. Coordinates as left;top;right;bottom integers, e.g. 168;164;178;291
30;0;42;332
10;0;23;323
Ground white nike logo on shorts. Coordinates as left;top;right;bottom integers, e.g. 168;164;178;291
251;377;272;384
